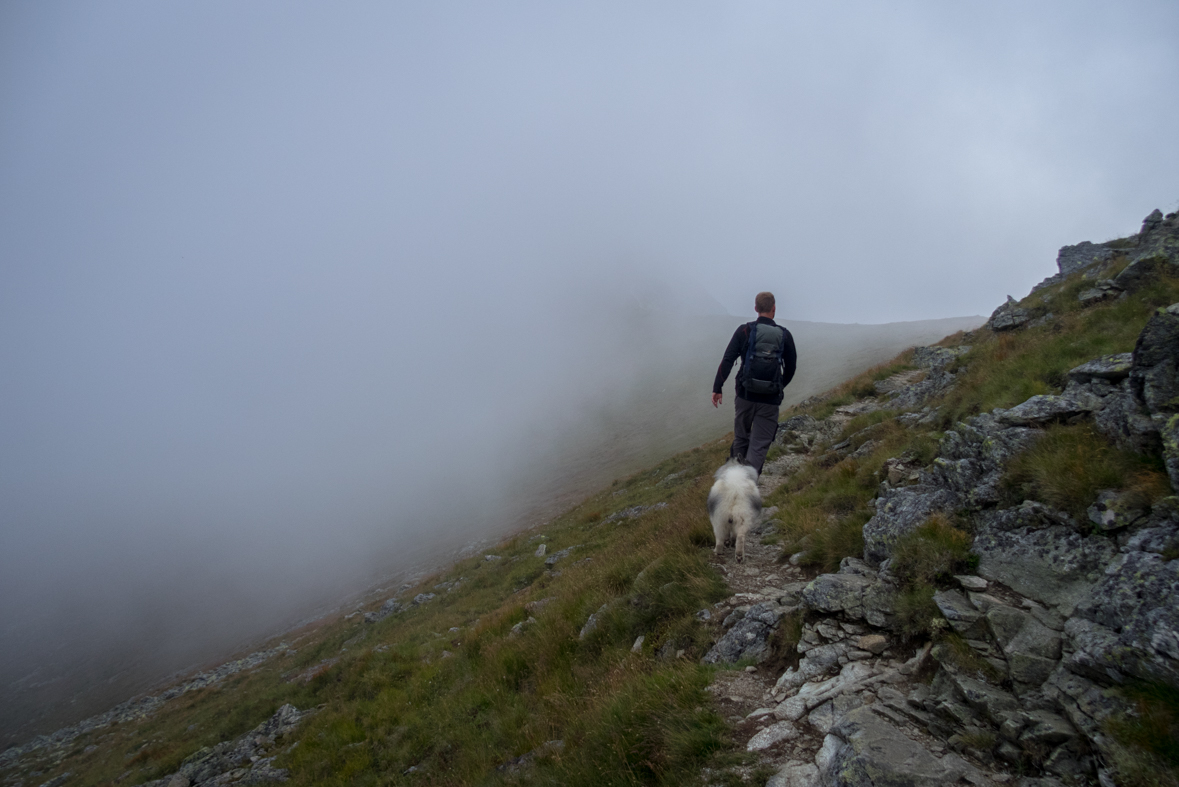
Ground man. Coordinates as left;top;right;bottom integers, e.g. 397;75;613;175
711;291;797;475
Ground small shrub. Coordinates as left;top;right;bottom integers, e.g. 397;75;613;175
958;729;997;752
1107;681;1179;784
890;514;975;588
781;510;868;574
761;610;803;675
894;586;940;641
935;634;1005;684
686;521;715;548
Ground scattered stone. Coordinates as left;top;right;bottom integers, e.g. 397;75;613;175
364;598;404;623
544;546;579;566
746;721;799;751
955;575;988;591
578;602;611;640
0;643;294;768
140;705;306;787
1087;489;1148;531
701;603;784;665
855;634;888;655
1078;280;1123;305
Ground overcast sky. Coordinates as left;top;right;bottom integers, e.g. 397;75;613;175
1;0;1178;740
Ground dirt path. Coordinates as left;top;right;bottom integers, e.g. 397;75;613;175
702;515;824;781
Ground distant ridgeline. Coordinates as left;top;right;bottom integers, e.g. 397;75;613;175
3;207;1179;787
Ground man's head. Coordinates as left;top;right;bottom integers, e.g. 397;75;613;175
755;291;776;317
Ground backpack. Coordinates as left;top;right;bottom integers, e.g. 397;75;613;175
740;322;786;397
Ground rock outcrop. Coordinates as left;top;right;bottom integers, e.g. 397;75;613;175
1033;207;1179;294
140;704;307;787
707;267;1178;785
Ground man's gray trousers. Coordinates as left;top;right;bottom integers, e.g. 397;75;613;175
732;397;779;475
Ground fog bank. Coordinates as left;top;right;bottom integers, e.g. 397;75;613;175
3;0;1177;747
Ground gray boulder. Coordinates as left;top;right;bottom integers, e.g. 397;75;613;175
1078;280;1124;305
988;296;1032;332
803;572;876;621
1068;353;1133;384
1131;304;1179;488
984;604;1062;691
1113;254;1171;293
1043;665;1130;758
779;414;818;433
973;501;1076;534
993;383;1103;427
1129;208;1179;265
1067;550;1179;684
1086;489;1148;531
1093;380;1162;455
972;522;1116;617
1057;241;1117;277
932;590;985;639
936;669;1019;727
819;706;984;787
888;367;958;411
364;598;404;624
701;602;783;664
862;484;959;565
1120;497;1179;554
930;414;1040;509
912;345;970;369
767;761;819;787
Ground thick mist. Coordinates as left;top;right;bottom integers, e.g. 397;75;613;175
2;0;1178;746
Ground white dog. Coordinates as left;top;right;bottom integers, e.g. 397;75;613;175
707;458;762;562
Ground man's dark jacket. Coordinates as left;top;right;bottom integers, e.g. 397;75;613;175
713;316;798;405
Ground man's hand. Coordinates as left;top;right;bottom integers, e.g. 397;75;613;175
711;392;723;408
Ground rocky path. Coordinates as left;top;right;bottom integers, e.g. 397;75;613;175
702;520;821;783
691;332;1173;787
700;494;1023;787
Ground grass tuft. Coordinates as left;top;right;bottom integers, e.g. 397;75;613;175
890;513;976;588
1001;423;1170;519
1108;681;1179;787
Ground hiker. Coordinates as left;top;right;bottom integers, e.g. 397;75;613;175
711;291;797;475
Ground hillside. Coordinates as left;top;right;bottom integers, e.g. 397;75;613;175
0;311;983;750
3;207;1178;787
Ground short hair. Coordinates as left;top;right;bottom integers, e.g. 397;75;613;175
755;292;775;314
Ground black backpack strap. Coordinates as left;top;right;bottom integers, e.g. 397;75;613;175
742;321;758;381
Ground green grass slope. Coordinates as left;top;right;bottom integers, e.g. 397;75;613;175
4;248;1178;787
